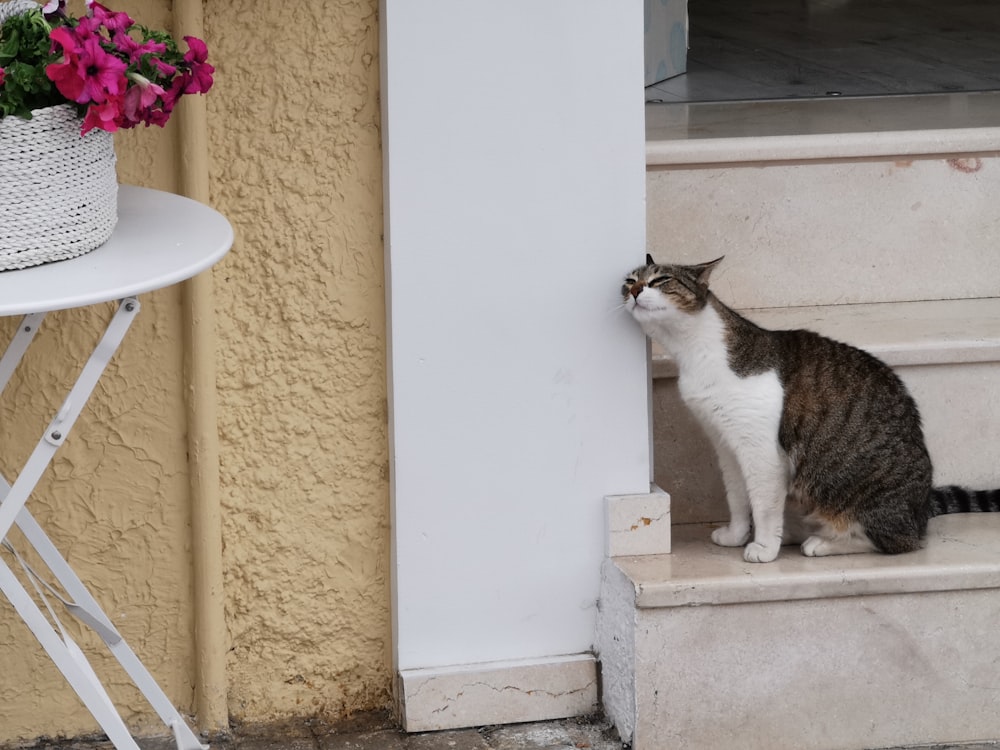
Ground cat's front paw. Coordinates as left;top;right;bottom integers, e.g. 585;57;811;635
743;541;780;563
711;525;751;547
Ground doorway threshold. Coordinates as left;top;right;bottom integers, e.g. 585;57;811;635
646;92;1000;166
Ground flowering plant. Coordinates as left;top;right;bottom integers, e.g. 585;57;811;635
0;0;212;134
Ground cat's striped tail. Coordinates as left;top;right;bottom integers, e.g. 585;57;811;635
931;485;1000;517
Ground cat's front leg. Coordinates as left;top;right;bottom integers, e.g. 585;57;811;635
712;524;751;547
741;448;788;563
709;439;752;548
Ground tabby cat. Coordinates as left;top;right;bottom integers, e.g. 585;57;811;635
623;254;1000;563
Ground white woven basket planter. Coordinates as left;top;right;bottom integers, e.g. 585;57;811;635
0;105;118;271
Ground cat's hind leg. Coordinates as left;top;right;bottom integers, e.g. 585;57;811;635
782;504;812;546
800;516;876;557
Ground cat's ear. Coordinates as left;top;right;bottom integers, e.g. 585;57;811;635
645;253;656;266
693;256;724;287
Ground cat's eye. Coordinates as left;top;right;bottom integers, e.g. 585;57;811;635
625;277;637;286
649;275;671;287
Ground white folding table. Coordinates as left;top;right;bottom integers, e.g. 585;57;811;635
0;186;233;750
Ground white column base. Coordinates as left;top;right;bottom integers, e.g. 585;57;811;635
398;654;598;732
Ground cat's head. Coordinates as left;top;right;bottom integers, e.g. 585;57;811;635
622;254;723;323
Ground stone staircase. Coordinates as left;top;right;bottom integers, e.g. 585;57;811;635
597;93;1000;750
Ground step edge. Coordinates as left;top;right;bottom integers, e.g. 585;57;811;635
645;94;1000;167
611;517;1000;610
647;127;1000;166
629;559;1000;609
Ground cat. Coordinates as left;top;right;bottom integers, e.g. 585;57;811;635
623;254;1000;563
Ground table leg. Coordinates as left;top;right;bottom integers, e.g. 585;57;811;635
4;502;208;750
0;557;142;750
0;311;44;391
0;298;138;546
0;297;208;750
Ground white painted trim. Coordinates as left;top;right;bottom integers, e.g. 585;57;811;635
398;654;598;733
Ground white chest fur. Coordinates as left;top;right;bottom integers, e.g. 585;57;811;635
633;296;784;443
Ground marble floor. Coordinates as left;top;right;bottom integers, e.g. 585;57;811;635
647;0;1000;103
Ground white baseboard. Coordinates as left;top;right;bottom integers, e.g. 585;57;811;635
398;653;597;732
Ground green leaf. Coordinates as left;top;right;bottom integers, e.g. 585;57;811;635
0;27;23;65
0;8;62;119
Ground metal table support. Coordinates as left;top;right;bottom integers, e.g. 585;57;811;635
0;186;233;750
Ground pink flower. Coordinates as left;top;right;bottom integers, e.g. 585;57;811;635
81;97;122;134
49;25;82;55
48;27;127;106
112;29;167;65
143;107;171;127
183;35;209;63
77;35;128;103
87;1;134;33
182;35;214;94
150;56;177;77
160;74;185;110
46;57;86;102
30;2;214;130
74;12;103;35
122;74;165;125
0;68;5;87
46;27;87;102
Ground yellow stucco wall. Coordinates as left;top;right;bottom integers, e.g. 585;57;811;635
0;0;389;741
207;0;390;723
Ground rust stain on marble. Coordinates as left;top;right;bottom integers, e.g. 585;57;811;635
947;158;983;174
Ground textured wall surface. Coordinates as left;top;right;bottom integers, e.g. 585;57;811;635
0;0;389;741
206;0;390;723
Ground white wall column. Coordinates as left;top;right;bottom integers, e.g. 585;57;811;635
381;1;650;730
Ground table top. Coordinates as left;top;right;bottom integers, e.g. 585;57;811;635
0;185;234;315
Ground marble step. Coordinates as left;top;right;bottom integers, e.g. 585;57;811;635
596;515;1000;750
653;297;1000;526
645;92;1000;166
644;97;1000;316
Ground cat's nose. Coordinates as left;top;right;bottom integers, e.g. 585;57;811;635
630;284;643;299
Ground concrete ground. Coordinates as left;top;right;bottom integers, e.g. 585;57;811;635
9;716;1000;750
4;716;621;750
